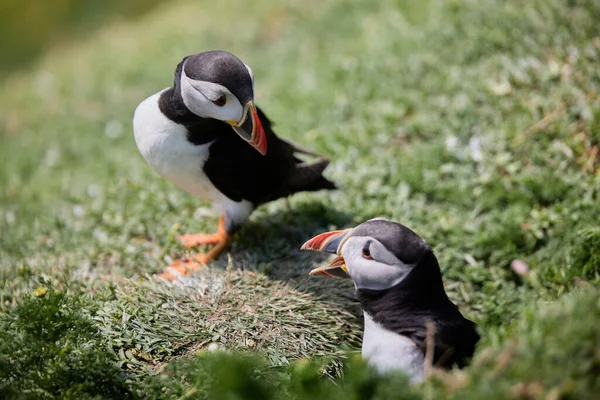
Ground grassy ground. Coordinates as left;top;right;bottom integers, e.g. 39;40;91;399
1;0;599;398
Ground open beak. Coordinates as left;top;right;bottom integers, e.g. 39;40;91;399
227;101;267;155
300;229;353;279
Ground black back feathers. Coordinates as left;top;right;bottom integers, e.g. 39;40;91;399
202;107;336;206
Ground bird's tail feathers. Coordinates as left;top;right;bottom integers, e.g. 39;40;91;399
289;158;336;192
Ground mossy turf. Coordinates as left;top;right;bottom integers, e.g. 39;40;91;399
1;0;599;398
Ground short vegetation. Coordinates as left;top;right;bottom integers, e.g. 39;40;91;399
1;0;599;398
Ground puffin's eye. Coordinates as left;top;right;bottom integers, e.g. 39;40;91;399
212;95;227;107
362;242;372;259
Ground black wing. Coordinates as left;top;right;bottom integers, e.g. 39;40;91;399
405;309;480;369
202;107;335;205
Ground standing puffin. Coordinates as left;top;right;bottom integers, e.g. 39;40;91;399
134;51;335;279
301;218;479;382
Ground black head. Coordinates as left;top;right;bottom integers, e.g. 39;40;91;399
171;50;267;155
184;51;254;106
351;219;430;265
302;218;436;290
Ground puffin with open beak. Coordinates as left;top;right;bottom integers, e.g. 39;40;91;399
134;51;335;279
301;218;479;382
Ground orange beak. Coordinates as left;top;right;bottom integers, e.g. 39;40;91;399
229;101;267;155
300;229;353;279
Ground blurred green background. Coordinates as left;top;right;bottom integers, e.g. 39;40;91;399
0;0;165;75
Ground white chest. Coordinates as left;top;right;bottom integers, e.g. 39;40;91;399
133;90;219;200
362;312;425;383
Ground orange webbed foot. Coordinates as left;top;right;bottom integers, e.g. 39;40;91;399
158;253;210;280
177;233;222;248
157;217;234;281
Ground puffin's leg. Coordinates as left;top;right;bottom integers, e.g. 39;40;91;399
176;216;227;248
159;217;233;280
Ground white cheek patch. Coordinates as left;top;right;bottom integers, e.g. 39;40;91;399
180;69;244;122
188;80;223;101
342;237;413;291
180;74;209;116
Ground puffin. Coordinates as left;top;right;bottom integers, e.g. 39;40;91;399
133;51;335;279
301;218;479;382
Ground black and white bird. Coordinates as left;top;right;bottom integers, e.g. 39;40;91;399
301;218;479;382
133;51;335;279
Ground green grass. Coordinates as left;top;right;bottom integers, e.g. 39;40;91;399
0;0;165;76
1;0;599;398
